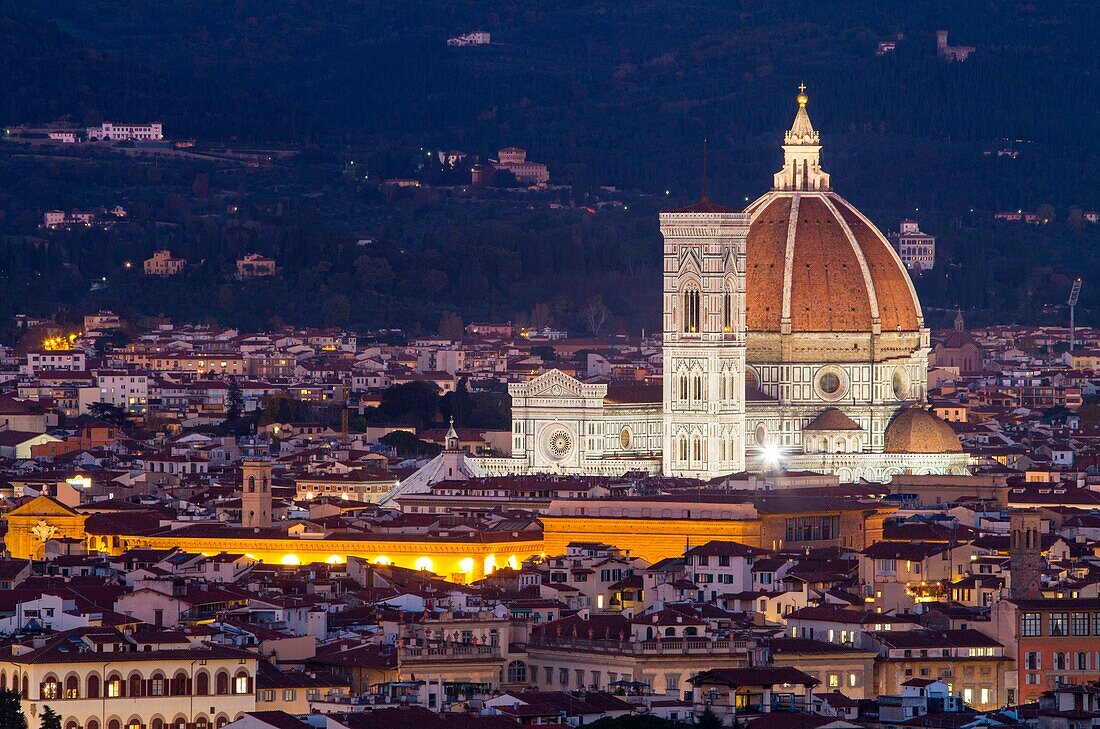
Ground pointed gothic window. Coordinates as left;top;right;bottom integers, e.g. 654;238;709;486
693;436;703;462
682;286;701;333
722;281;734;333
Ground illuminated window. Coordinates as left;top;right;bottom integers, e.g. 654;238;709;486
682;286;700;333
106;678;121;697
235;674;249;694
41;680;59;700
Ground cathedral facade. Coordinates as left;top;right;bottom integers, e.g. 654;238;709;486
491;90;969;483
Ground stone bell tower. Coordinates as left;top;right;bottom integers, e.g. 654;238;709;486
660;198;750;478
241;459;273;528
1009;511;1042;600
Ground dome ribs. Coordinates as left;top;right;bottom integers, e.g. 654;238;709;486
834;200;921;332
786;196;871;332
745;196;791;332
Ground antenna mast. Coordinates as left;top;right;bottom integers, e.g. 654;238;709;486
1068;278;1083;352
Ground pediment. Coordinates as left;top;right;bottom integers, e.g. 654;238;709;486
8;495;80;518
516;369;606;400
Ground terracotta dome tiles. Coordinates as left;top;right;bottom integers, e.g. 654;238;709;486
744;192;921;336
744;196;791;332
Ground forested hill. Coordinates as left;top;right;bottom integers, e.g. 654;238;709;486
2;0;1097;208
0;1;1097;335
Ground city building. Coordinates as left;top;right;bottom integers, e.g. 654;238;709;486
482;89;968;484
0;626;257;729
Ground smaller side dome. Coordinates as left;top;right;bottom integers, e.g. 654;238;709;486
884;407;963;454
804;407;863;431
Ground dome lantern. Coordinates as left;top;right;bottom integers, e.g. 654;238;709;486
773;84;831;192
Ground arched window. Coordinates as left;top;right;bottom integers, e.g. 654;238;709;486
722;280;734;333
679;436;688;463
679;374;689;401
507;661;527;683
152;720;164;729
173;672;187;696
87;674;100;699
664;627;677;637
108;720;121;729
247;475;256;492
22;674;28;698
216;671;229;695
261;477;268;493
684;626;699;637
65;674;79;699
129;673;145;697
87;721;100;729
693;436;703;462
40;676;60;700
719;371;727;400
234;670;251;695
682;286;701;333
195;671;210;696
692;374;703;401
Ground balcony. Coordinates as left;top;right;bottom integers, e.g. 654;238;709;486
398;644;501;662
528;636;751;656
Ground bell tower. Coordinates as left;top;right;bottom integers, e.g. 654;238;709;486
1009;511;1042;600
241;459;273;528
660;198;750;478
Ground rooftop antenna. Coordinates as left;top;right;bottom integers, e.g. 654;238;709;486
1068;278;1083;353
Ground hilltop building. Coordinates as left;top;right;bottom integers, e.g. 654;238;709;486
937;30;975;61
236;253;277;278
144;250;186;276
493;147;550;187
86;121;164;141
448;31;490;47
889;219;936;271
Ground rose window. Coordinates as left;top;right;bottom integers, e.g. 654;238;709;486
546;429;573;459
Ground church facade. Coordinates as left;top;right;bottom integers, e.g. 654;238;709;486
490;89;970;483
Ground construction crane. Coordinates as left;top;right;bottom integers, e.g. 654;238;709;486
1068;277;1083;352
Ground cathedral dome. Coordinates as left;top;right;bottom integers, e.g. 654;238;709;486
742;90;923;341
883;407;963;454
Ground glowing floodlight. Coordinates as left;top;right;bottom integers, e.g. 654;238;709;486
760;442;783;469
